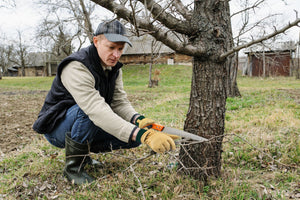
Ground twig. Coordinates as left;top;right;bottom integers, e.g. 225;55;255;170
123;150;156;171
227;133;298;169
130;165;146;200
230;0;265;18
97;151;155;181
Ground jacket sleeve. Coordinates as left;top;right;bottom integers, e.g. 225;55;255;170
61;61;136;143
110;68;138;122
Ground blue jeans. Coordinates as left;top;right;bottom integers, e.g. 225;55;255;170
44;104;140;152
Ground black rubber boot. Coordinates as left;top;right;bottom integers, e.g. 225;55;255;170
63;132;95;185
86;156;104;168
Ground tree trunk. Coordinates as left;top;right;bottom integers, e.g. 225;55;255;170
230;52;241;97
179;0;229;181
297;43;300;79
180;58;226;181
225;14;241;98
226;53;241;97
148;62;153;88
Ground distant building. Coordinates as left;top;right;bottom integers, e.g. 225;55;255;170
7;66;19;76
244;42;296;77
8;52;63;77
120;35;192;65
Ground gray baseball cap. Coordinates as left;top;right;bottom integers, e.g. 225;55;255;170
94;19;132;47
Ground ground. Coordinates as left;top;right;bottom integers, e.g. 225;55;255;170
0;90;47;154
0;83;300;199
1;88;299;155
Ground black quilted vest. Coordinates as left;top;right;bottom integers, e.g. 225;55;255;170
33;44;122;134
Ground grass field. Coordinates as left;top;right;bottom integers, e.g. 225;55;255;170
0;64;299;199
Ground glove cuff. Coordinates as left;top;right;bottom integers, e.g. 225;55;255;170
135;115;145;126
130;113;141;124
136;128;147;143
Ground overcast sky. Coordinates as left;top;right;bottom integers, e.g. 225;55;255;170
0;0;299;46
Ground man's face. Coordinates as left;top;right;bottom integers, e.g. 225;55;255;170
93;35;125;67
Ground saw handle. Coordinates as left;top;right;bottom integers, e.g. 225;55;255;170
147;123;165;132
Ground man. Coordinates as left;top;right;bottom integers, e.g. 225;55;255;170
33;19;179;185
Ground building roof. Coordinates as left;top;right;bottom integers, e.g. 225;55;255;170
7;66;18;72
244;41;296;54
124;34;174;55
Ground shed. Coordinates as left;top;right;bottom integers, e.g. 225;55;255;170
244;42;296;77
7;66;18;76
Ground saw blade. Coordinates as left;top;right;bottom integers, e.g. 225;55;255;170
162;126;208;142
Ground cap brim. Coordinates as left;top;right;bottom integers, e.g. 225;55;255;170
104;33;132;47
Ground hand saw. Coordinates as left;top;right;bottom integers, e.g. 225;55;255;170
149;123;208;142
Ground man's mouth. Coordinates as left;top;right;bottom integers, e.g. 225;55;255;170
109;59;117;63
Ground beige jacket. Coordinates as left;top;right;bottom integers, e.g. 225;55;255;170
61;61;137;143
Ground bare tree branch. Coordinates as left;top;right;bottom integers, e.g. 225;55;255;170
90;0;205;56
220;18;300;59
79;0;94;42
171;0;192;21
231;0;265;18
137;0;193;35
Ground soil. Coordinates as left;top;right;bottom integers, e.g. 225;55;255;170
0;88;299;155
0;90;47;154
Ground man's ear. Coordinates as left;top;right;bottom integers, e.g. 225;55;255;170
93;36;98;47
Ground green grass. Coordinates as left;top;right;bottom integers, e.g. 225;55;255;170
0;65;299;199
0;76;54;91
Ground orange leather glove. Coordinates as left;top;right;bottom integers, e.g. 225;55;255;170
136;129;180;153
135;115;154;129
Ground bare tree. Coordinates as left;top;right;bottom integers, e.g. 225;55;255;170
36;0;96;54
0;44;13;79
8;30;31;76
227;0;285;95
89;0;300;181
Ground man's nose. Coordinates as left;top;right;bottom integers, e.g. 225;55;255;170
113;50;122;58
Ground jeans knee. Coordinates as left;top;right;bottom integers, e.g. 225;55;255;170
71;108;98;144
44;134;65;148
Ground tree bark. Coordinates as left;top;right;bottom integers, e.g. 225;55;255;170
225;12;241;98
179;0;229;181
180;58;227;181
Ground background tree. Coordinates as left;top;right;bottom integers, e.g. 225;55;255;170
90;0;300;181
227;0;284;96
36;0;96;54
0;0;15;78
8;30;31;76
0;44;13;79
